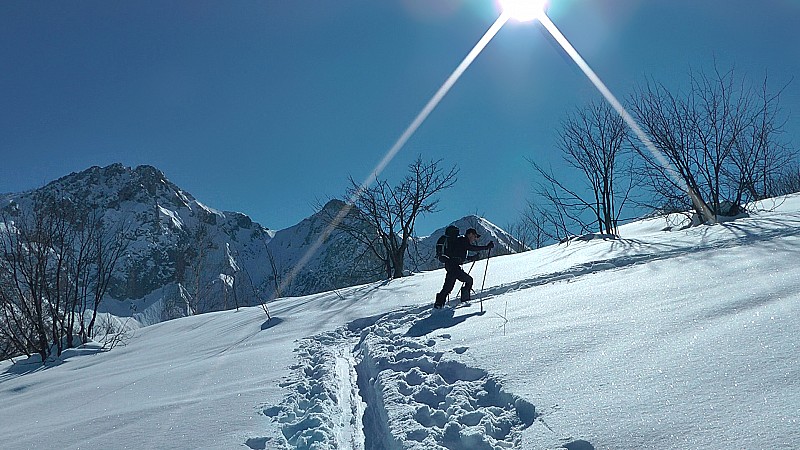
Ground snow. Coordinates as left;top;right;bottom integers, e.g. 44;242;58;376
2;196;800;449
157;205;185;230
195;200;224;218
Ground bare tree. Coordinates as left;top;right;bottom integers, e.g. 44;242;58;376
773;163;800;195
241;264;272;321
512;202;551;250
214;243;240;311
262;239;284;300
730;76;795;203
82;218;128;342
629;64;794;221
529;99;634;238
334;156;458;279
50;206;128;351
628;74;710;220
528;170;577;242
181;221;218;315
0;194;127;361
0;203;54;361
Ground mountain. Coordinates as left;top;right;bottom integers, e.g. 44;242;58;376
1;164;275;324
259;198;386;298
0;164;523;326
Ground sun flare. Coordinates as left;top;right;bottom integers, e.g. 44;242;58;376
499;0;548;22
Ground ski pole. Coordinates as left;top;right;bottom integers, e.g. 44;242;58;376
480;248;492;312
466;259;477;274
453;259;477;301
461;259;477;287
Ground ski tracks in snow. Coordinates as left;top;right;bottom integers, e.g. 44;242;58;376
250;329;366;450
253;306;541;449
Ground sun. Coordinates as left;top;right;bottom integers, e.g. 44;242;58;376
499;0;548;22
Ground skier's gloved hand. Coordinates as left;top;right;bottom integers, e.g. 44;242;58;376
487;241;495;249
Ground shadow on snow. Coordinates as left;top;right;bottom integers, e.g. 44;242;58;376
405;308;486;337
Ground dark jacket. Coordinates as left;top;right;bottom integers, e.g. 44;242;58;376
445;235;491;264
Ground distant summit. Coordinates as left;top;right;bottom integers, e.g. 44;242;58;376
45;164;187;209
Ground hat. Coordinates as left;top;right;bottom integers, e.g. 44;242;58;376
465;228;481;238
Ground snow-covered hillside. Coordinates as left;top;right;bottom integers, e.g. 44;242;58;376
2;194;799;449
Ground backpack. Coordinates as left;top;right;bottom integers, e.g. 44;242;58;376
435;225;459;263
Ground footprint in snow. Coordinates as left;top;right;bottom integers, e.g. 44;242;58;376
356;307;538;449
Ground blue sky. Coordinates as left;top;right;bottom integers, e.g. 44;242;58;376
2;0;799;234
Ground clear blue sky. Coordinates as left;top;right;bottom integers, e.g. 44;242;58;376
2;1;799;234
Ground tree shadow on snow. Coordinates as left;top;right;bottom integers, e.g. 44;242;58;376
0;358;45;381
260;317;285;330
1;343;107;381
405;309;486;337
561;439;595;450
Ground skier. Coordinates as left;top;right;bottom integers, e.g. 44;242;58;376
434;228;494;308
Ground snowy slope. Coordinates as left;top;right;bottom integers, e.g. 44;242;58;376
1;195;799;449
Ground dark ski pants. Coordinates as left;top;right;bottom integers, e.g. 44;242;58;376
435;261;472;306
